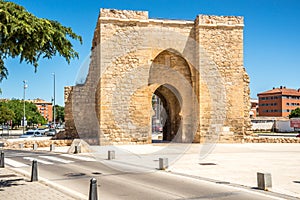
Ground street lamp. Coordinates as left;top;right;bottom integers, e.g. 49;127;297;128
52;73;56;129
23;80;27;134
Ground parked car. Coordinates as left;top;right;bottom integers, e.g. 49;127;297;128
296;134;300;138
37;128;49;135
20;131;43;138
46;129;57;136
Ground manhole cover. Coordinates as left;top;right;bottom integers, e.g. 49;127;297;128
216;181;230;184
199;163;217;166
92;172;102;175
64;173;86;177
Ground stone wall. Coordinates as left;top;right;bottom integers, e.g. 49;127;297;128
64;9;252;145
3;139;73;148
64;86;79;139
244;137;300;143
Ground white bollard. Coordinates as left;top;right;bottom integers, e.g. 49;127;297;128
74;145;81;154
257;172;272;190
50;144;55;151
159;158;168;170
108;150;115;160
33;143;38;151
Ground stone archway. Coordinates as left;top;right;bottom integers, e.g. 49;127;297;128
152;84;182;141
149;49;197;143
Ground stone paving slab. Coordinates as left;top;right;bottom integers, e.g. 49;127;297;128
0;168;76;200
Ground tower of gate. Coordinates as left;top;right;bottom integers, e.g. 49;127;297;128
64;9;252;145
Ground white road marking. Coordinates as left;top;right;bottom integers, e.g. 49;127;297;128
5;158;29;168
39;155;73;164
23;157;53;165
60;154;97;162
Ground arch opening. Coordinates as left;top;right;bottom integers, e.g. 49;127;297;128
151;84;182;142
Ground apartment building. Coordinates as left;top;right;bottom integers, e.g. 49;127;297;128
31;99;53;122
258;86;300;117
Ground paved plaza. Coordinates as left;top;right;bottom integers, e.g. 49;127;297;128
1;143;300;199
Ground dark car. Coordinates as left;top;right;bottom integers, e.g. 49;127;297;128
296;134;300;138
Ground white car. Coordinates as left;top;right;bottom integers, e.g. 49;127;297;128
37;128;49;135
20;131;43;138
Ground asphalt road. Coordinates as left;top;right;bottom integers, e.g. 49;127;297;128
3;149;293;200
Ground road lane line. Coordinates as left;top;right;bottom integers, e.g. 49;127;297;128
5;158;28;168
23;157;53;165
60;154;97;162
39;156;73;164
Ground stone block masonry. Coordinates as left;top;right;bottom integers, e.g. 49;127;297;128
65;9;252;145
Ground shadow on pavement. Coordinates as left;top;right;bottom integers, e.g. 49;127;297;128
293;181;300;184
0;178;25;189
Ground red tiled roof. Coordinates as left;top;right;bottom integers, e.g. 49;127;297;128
258;87;300;96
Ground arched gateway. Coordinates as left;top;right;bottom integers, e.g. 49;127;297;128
64;9;252;145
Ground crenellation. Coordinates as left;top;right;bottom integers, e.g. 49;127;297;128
100;8;148;20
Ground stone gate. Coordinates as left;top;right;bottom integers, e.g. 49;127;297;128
64;9;252;145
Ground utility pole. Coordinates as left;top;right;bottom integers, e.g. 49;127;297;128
52;73;56;129
23;80;27;134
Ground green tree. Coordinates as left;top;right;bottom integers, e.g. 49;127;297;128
53;105;64;123
0;99;46;128
0;103;14;124
289;108;300;118
26;102;46;126
1;99;22;127
0;0;82;83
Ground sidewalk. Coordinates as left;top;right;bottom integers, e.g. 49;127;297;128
0;167;75;200
168;143;300;198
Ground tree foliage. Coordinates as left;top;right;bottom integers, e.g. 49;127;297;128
0;103;14;124
289;108;300;118
0;99;46;127
0;0;82;82
54;105;64;123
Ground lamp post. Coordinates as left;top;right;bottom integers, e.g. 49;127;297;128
23;80;27;134
52;73;56;129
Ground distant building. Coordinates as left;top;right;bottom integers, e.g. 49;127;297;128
30;99;53;122
250;99;258;118
258;86;300;117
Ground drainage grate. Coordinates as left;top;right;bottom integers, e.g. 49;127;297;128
199;163;217;166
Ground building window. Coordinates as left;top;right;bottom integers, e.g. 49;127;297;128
286;103;290;106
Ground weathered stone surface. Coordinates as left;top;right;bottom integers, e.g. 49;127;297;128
3;139;73;148
65;9;252;145
67;139;92;153
244;137;300;143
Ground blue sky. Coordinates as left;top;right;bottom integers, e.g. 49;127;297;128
1;0;300;105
